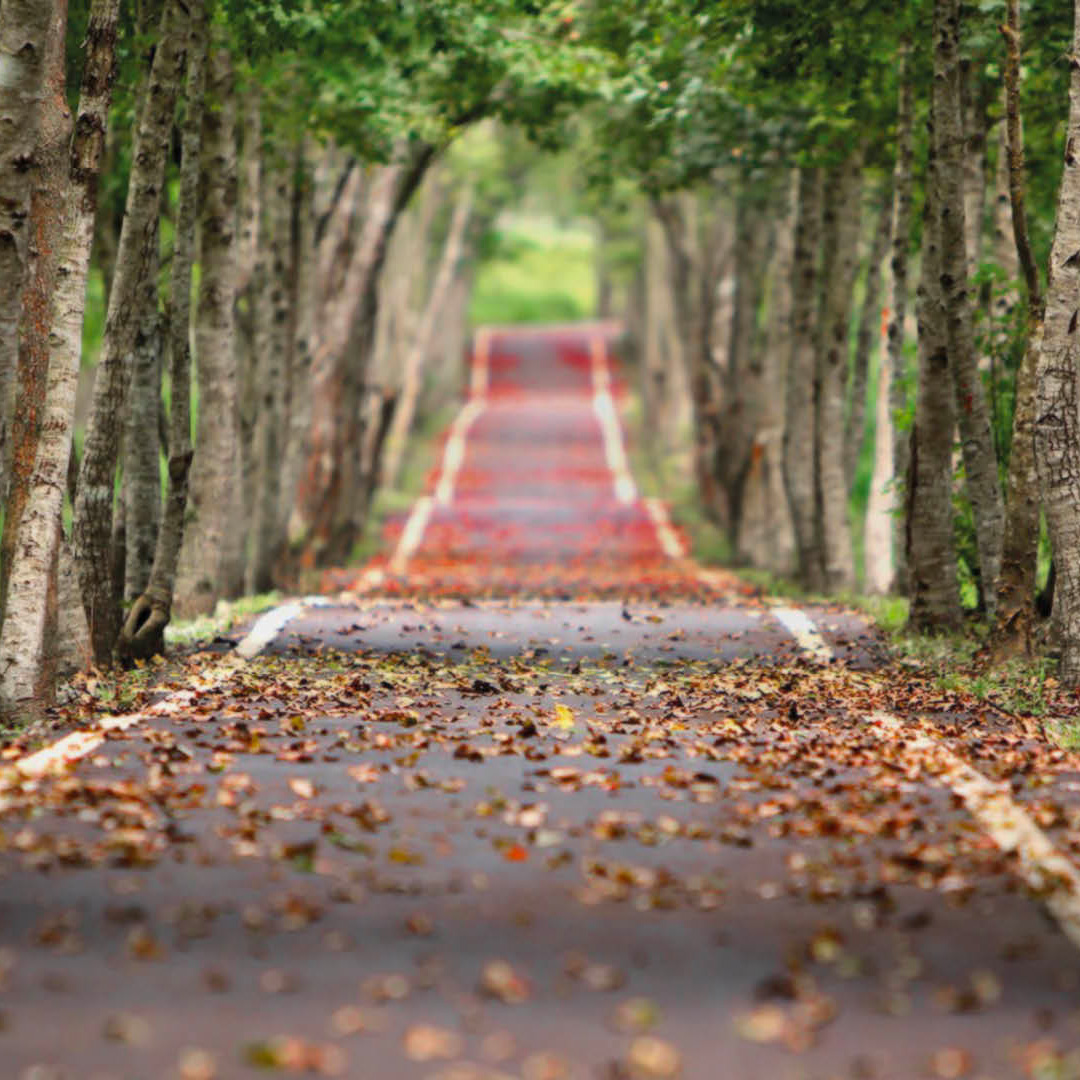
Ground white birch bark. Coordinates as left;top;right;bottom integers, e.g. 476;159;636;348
1033;1;1080;684
72;0;187;663
0;0;120;715
0;0;53;501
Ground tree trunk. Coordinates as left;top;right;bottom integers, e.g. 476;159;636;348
907;107;962;631
990;2;1045;661
120;245;162;603
889;42;916;593
0;0;119;718
737;173;796;575
72;0;187;665
1035;1;1080;685
0;0;54;503
864;305;895;595
120;1;207;659
296;142;436;567
173;47;238;618
280;142;318;557
934;0;1005;615
815;153;863;592
722;194;772;558
383;188;473;488
991;103;1020;325
247;146;291;593
0;2;70;626
784;166;824;590
961;60;989;282
845;178;893;488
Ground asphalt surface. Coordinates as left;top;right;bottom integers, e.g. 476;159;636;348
1;325;1078;1080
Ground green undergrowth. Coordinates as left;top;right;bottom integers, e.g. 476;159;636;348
165;591;283;648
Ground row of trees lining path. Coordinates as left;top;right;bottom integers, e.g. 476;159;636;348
4;0;1080;718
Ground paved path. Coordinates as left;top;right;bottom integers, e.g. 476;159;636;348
2;326;1080;1080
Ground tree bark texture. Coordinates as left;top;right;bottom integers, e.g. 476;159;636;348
815;154;863;592
783;167;824;590
0;0;119;716
737;173;796;574
297;141;436;568
845;178;893;489
907;114;962;631
120;241;161;604
1033;2;1080;685
889;43;916;593
174;47;238;618
991;2;1045;659
73;0;186;664
933;0;1005;614
248;148;292;593
121;1;207;658
0;1;69;625
0;0;53;502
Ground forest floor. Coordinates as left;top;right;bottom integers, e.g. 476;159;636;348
2;325;1080;1079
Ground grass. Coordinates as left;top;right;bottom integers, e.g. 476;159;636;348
165;591;284;648
470;213;596;327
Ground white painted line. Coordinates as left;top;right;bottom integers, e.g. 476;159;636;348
234;595;331;660
771;606;833;663
13;595;330;778
872;711;1080;950
590;336;637;505
644;497;686;559
435;399;485;506
389;494;434;575
14;684;215;779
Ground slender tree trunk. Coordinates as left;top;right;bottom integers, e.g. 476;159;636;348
0;2;70;625
784;167;824;590
934;0;1005;615
990;3;1045;660
248;147;291;593
0;0;120;717
120;244;162;603
72;0;187;664
864;305;895;595
738;173;796;574
297;142;436;567
992;104;1020;324
0;0;54;502
224;92;262;598
815;153;863;592
280;142;318;556
845;178;893;488
173;47;238;618
961;60;989;282
889;43;916;593
908;125;962;631
382;188;473;488
120;1;207;658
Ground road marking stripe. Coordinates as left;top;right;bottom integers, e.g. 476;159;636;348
434;399;485;506
770;606;833;663
590;335;637;505
644;497;686;559
13;596;331;778
389;330;492;576
872;711;1080;950
389;495;435;575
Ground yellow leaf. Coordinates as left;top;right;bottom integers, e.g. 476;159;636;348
553;704;575;730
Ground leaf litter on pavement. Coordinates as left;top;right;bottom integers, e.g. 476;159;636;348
1;603;1080;1077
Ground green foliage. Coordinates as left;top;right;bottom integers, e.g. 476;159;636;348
469;214;596;325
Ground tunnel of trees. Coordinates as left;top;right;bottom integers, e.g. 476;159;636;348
2;0;1080;719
